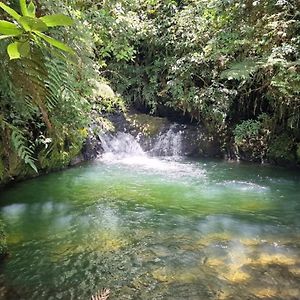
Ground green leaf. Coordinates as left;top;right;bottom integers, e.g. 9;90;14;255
0;20;23;35
35;31;75;54
27;1;36;17
18;41;30;57
6;41;31;59
0;35;15;40
27;160;38;173
0;3;22;21
40;14;74;27
7;42;21;60
19;16;48;32
20;0;29;16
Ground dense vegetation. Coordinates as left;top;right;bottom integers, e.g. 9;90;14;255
94;0;300;163
0;0;94;185
0;0;299;187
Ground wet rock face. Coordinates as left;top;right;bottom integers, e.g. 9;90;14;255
180;125;221;157
82;111;222;160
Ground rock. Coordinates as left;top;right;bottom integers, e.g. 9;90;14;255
70;154;85;166
82;135;103;161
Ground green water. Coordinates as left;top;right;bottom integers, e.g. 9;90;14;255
0;157;300;299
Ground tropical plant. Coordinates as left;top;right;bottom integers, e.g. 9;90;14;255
0;0;74;59
0;0;96;181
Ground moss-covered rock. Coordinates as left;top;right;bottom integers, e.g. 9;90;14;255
125;113;169;137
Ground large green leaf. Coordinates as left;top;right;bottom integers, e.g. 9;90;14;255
20;0;29;16
35;32;74;54
19;16;48;32
0;3;21;21
7;42;21;59
40;14;74;27
0;20;23;35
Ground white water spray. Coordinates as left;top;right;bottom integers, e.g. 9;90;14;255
151;124;183;157
97;125;205;178
99;124;183;159
99;132;145;157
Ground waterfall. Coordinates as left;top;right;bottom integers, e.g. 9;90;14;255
99;124;183;159
98;124;205;178
99;132;146;157
151;124;183;157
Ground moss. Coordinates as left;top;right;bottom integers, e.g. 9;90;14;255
0;219;7;259
37;127;85;171
126;113;168;136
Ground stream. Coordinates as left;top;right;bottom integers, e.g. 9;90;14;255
0;130;300;299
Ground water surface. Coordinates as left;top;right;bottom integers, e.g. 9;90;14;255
0;157;300;299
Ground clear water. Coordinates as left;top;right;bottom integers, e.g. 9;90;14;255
0;157;300;299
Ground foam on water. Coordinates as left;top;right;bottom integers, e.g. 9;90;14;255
217;180;269;193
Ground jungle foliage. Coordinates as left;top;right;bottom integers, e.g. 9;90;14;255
82;0;300;164
0;0;97;185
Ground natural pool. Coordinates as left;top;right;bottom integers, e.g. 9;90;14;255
0;156;300;299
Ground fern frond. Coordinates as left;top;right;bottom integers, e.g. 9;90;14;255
3;121;38;173
220;59;262;80
11;128;37;173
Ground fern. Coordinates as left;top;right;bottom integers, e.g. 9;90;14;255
44;57;82;111
4;121;38;173
220;59;261;80
44;58;67;109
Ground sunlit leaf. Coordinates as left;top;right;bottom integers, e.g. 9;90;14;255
40;14;74;27
0;20;23;35
0;3;21;20
20;0;29;16
7;42;21;60
0;35;15;40
6;41;30;59
27;1;36;18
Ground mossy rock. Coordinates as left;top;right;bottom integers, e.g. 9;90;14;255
125;113;168;136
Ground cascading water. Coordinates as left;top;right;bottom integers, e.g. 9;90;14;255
100;132;145;157
99;132;147;165
97;124;204;177
99;123;183;159
151;124;183;157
